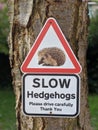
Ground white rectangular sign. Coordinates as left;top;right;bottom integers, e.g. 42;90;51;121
22;74;80;117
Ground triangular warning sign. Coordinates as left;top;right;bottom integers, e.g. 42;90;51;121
21;18;82;74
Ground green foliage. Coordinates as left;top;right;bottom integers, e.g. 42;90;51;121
89;94;98;130
88;12;98;46
92;0;98;2
0;2;9;54
87;10;98;93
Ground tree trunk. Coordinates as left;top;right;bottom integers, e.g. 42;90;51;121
8;0;93;130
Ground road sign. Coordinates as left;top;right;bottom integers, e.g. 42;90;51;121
21;18;82;74
22;74;80;117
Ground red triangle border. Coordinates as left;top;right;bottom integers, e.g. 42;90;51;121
21;18;82;74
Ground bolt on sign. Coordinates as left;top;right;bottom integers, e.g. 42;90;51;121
21;18;82;117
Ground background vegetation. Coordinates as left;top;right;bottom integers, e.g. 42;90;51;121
0;1;9;54
87;10;98;93
0;0;98;129
0;90;16;130
0;1;12;89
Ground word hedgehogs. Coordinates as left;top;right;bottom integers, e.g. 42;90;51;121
38;47;66;66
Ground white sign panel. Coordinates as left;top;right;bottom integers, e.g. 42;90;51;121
22;74;80;117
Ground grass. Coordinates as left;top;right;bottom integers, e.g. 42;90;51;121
0;90;98;130
0;89;16;130
89;94;98;130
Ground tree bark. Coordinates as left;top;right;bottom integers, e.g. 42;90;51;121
8;0;93;130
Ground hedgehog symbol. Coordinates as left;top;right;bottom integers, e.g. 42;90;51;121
38;47;66;66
